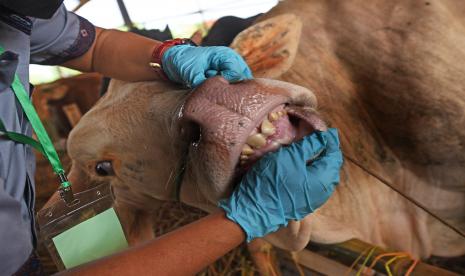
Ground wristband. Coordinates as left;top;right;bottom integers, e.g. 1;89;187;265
149;38;197;79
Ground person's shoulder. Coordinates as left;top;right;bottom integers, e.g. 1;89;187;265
30;3;96;65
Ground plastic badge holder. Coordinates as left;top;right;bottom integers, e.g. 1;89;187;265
37;183;129;270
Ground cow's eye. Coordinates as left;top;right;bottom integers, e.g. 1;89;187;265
95;161;114;176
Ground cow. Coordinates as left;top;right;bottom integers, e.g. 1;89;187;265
61;0;465;267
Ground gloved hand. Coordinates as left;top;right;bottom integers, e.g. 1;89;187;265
162;45;253;88
219;128;343;242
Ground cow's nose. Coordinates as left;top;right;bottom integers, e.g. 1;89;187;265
183;77;250;153
183;76;285;127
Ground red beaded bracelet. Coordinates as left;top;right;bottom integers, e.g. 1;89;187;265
149;38;197;80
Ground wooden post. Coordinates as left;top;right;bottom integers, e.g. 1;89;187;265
115;0;134;29
284;249;352;276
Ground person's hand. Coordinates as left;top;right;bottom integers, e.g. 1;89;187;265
219;128;343;242
162;45;253;88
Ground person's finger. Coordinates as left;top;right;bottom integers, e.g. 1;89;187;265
305;143;343;185
220;67;244;83
322;128;341;153
284;131;327;161
190;73;207;88
214;49;252;83
205;69;218;78
243;65;253;79
227;64;253;81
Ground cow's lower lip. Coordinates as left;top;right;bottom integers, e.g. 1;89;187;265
233;104;327;178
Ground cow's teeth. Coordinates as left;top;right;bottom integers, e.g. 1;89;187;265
240;155;248;160
242;144;254;155
260;118;276;136
278;111;285;116
269;112;279;122
247;133;267;149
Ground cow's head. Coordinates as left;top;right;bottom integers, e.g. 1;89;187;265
67;14;317;250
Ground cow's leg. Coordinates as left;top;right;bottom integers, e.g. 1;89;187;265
247;239;281;276
113;202;155;246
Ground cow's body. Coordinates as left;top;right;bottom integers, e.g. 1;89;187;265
65;0;465;260
262;0;465;258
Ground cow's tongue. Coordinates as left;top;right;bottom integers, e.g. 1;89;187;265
238;104;327;171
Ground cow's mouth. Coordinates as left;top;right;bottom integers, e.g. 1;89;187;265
182;77;327;202
233;103;327;176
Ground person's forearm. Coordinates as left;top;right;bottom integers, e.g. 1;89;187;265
63;27;162;81
63;211;245;275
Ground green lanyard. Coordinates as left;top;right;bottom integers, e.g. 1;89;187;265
0;45;75;204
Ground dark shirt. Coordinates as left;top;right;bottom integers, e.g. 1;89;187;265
0;5;95;275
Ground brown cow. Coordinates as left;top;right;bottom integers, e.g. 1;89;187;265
65;0;465;262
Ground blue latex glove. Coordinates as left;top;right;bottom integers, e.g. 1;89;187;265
219;128;343;242
162;45;253;88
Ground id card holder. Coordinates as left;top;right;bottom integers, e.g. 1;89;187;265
37;183;129;270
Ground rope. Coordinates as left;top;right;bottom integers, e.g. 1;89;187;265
356;247;377;276
345;247;371;276
343;154;465;239
385;254;409;276
368;252;411;270
405;259;420;276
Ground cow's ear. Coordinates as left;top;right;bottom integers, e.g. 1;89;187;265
230;13;302;78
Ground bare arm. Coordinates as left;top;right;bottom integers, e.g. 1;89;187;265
62;211;245;275
62;27;162;82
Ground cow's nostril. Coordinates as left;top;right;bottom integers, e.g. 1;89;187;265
181;122;202;146
95;161;114;176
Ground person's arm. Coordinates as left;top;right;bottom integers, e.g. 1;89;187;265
62;27;162;82
63;211;244;275
31;6;251;86
62;26;253;87
30;8;162;81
